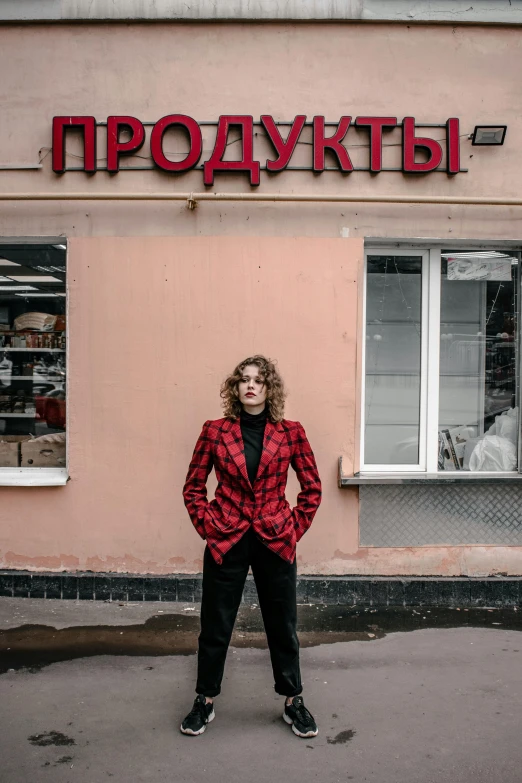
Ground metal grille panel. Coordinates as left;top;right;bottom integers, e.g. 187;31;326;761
360;484;522;546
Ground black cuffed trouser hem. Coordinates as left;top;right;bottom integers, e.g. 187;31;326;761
274;684;303;697
196;527;301;698
195;686;221;698
195;684;303;699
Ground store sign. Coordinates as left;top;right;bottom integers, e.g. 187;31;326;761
52;114;462;183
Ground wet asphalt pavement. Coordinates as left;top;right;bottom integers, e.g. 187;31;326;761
1;598;522;782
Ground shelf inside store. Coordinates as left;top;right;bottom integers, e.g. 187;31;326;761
0;376;64;381
0;348;65;352
0;413;37;418
0;331;64;335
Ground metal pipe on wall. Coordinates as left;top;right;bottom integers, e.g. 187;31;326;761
0;192;521;206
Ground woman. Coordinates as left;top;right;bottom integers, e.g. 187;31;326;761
181;355;322;738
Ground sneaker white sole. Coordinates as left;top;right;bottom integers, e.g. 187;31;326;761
180;708;215;735
282;710;319;738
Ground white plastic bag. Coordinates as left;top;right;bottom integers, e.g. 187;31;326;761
486;406;518;445
495;408;518;446
469;435;517;472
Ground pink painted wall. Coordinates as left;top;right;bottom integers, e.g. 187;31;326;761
0;21;521;575
0;236;361;574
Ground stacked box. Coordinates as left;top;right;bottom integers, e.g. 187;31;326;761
21;439;66;467
0;436;32;467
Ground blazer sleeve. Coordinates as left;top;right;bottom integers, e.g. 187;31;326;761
182;420;214;540
291;422;322;542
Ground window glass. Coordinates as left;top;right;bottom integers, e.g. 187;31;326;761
438;251;519;471
0;244;66;469
365;255;423;465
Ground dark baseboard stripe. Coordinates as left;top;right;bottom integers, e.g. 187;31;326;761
0;570;520;607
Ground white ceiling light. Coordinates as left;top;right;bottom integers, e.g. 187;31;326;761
0;258;21;267
0;285;37;291
441;251;511;258
15;293;57;298
7;275;63;283
35;265;65;273
441;251;517;263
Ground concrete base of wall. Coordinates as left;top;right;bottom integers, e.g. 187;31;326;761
0;570;520;608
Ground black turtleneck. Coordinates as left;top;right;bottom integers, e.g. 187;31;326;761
240;406;268;485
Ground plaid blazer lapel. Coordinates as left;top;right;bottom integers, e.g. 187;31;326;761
257;420;285;480
222;418;251;487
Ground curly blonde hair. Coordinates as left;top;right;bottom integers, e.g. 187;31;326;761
220;355;286;423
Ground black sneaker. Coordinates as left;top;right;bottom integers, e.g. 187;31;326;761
180;695;215;736
283;696;318;738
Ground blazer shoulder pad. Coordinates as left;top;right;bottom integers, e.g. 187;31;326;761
281;418;303;431
205;416;230;431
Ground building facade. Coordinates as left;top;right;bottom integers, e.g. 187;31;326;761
1;1;522;585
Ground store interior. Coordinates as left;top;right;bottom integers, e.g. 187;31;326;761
365;249;520;471
0;244;66;468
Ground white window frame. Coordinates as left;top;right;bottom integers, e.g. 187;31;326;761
360;243;519;476
0;236;68;486
361;248;429;472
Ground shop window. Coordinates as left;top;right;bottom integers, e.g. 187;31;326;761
0;243;66;472
362;247;520;473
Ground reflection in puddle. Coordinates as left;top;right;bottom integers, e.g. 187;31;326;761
1;605;521;674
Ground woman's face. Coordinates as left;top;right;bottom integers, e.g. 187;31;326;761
238;364;267;412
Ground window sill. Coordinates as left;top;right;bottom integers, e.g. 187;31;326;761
0;468;68;486
338;458;522;486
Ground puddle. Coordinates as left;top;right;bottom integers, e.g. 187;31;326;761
1;605;521;674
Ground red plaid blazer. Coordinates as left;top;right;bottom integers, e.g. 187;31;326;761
183;417;322;565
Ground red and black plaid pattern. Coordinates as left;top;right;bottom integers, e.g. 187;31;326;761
183;417;322;565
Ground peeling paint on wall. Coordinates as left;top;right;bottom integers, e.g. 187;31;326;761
1;552;80;569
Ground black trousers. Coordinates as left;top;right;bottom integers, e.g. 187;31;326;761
196;526;302;698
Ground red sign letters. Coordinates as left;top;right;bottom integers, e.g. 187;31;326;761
52;115;461;181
